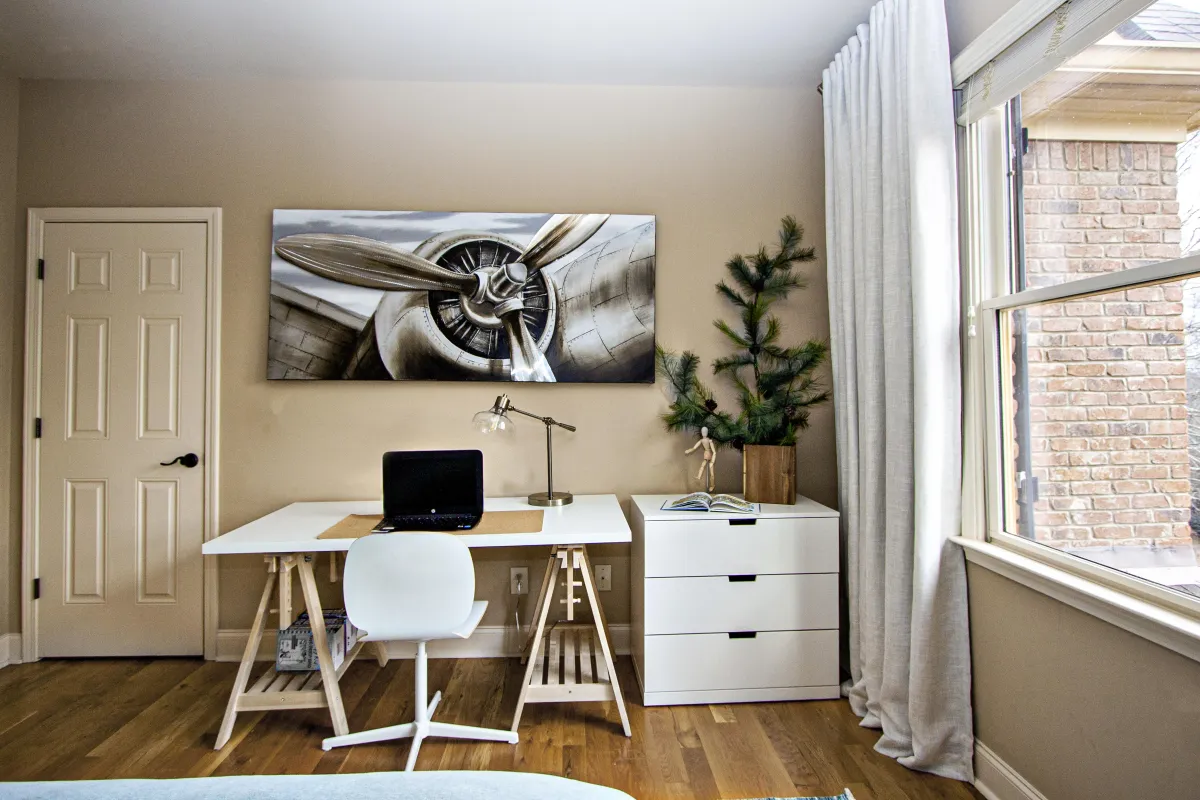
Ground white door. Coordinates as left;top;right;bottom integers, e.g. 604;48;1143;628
38;222;209;656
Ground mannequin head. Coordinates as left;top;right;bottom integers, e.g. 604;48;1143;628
700;426;709;437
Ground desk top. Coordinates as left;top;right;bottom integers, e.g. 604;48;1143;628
203;494;632;555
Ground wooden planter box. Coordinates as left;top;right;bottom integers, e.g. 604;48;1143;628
742;444;797;505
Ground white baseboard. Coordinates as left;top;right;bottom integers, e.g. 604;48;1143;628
974;741;1048;800
215;624;631;663
0;633;23;669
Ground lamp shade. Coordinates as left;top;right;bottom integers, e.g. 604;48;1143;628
472;408;514;436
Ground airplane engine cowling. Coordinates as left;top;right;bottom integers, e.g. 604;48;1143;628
545;220;656;383
371;231;557;381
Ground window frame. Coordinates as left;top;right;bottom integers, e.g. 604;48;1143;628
958;101;1200;660
980;248;1200;620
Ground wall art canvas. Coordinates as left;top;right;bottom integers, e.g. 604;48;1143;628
269;210;656;383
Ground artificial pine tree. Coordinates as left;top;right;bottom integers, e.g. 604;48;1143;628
657;216;830;450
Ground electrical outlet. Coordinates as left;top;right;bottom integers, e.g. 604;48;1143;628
595;564;612;591
510;566;529;595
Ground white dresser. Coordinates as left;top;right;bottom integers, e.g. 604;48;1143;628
630;494;841;706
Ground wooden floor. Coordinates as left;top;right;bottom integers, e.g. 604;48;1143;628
0;656;981;799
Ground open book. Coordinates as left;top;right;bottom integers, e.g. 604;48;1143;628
661;493;757;513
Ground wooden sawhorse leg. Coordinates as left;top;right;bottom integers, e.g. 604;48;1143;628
511;545;631;737
215;557;278;749
213;553;363;750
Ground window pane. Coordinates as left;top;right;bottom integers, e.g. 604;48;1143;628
1016;1;1200;291
1006;276;1200;599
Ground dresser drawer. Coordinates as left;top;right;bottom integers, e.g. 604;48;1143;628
644;574;838;635
642;630;839;693
643;517;838;577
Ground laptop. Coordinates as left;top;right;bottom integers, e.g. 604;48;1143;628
374;450;484;532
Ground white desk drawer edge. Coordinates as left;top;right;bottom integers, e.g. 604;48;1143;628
641;630;839;693
642;516;839;577
644;573;838;635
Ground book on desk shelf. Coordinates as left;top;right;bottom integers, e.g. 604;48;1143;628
276;609;362;672
661;493;757;513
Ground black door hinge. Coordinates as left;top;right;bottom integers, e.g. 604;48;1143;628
32;578;40;600
37;259;44;280
34;418;41;438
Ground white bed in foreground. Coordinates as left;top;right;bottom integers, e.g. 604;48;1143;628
0;771;635;800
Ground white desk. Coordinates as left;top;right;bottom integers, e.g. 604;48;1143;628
202;495;633;555
203;495;632;749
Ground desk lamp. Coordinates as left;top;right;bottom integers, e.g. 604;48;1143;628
473;393;575;506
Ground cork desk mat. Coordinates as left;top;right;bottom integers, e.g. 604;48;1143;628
316;509;545;540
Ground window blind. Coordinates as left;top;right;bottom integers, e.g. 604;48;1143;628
956;0;1155;126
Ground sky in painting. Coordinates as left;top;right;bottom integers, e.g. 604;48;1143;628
270;210;651;317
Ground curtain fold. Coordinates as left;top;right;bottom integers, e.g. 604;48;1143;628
822;0;974;782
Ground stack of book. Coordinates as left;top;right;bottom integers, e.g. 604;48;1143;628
276;609;362;672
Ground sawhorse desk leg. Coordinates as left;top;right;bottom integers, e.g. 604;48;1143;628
214;553;362;750
512;544;631;737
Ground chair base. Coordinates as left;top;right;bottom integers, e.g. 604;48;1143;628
321;689;519;771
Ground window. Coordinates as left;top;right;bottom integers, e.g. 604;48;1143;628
962;0;1200;616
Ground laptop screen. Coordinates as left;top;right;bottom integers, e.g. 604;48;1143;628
382;450;483;518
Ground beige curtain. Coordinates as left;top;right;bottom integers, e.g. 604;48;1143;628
822;0;974;782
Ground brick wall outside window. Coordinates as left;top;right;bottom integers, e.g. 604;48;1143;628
1021;140;1192;550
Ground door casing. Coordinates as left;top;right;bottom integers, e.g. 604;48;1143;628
22;207;222;662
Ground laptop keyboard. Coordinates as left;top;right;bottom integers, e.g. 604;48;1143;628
376;514;479;531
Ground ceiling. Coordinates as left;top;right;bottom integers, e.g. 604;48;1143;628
0;0;880;87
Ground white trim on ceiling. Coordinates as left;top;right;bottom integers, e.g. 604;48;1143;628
951;0;1067;86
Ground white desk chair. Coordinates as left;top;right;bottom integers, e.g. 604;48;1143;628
320;532;519;769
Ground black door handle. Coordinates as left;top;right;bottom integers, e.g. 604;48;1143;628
728;574;757;582
728;631;758;639
729;518;757;526
160;453;199;468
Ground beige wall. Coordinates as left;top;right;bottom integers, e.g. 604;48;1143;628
968;563;1200;799
0;79;18;635
10;79;836;631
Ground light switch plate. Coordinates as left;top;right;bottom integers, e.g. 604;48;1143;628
595;564;612;591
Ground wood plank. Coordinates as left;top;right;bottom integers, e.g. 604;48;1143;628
247;669;275;693
563;627;578;686
0;656;984;800
578;631;594;684
690;703;797;799
0;660;193;780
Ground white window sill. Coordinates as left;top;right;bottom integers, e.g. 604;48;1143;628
952;536;1200;665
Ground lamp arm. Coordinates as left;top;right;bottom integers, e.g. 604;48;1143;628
507;404;577;432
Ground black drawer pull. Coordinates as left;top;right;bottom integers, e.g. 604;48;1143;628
728;574;757;582
729;518;757;526
728;631;758;639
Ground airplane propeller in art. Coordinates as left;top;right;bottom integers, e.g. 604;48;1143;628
275;214;610;382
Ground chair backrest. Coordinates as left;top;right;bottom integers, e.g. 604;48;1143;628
342;533;476;642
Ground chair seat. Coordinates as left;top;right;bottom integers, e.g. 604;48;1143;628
360;600;488;644
452;600;488;639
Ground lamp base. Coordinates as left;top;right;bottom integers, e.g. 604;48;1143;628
528;491;573;507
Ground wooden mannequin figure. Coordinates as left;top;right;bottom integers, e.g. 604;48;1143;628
685;426;717;492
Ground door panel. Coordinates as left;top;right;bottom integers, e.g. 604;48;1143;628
39;221;208;657
66;317;110;439
136;479;178;603
65;479;107;603
138;317;180;438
